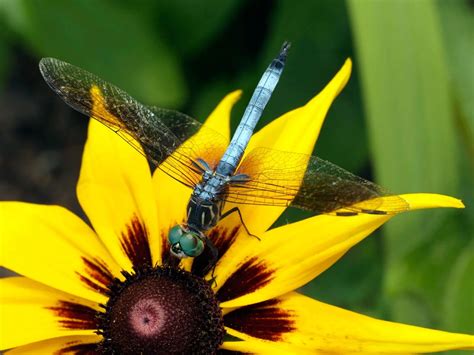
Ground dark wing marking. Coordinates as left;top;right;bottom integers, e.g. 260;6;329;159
225;147;409;215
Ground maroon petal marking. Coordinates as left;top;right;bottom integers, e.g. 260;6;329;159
56;341;98;354
120;215;152;270
160;230;180;268
216;257;274;302
192;226;240;277
47;301;98;330
224;299;295;341
76;257;114;296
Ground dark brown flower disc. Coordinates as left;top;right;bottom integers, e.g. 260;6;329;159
97;266;225;354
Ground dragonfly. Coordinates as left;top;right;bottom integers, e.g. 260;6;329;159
39;42;408;264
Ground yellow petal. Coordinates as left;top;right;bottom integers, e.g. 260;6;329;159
221;338;314;354
215;193;463;307
0;277;100;350
0;202;120;303
224;292;474;353
401;193;464;209
152;91;238;263
77;118;160;270
220;59;353;237
202;89;241;138
5;335;101;354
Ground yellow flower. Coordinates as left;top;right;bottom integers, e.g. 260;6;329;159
1;59;473;354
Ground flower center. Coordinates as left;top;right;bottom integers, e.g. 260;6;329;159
97;266;225;354
129;298;165;337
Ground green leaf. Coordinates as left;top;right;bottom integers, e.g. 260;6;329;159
385;214;468;326
348;0;468;329
347;0;459;260
444;240;474;333
437;0;474;162
1;0;186;107
0;16;10;91
155;0;241;56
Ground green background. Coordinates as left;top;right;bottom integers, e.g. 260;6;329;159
0;0;472;351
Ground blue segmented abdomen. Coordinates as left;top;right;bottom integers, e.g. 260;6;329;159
216;42;290;176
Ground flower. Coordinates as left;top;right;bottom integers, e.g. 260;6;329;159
1;59;473;354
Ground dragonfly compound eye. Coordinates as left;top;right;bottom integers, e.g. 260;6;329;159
168;225;184;245
180;233;204;257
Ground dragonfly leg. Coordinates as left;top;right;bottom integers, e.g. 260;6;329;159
220;207;260;241
203;237;219;286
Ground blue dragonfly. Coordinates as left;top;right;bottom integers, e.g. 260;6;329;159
39;42;408;264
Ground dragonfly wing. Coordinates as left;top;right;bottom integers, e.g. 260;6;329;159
147;107;229;173
225;147;409;215
39;58;228;188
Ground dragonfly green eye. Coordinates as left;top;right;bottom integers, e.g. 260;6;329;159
179;233;204;257
168;225;184;245
168;226;204;258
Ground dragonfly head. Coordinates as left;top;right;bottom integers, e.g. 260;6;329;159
168;225;205;258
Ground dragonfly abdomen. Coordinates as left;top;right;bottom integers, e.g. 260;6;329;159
216;42;290;176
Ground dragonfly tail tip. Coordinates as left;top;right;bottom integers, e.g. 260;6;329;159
281;41;291;52
279;41;291;61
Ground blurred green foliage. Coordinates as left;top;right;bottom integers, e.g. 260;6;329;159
348;0;473;339
1;0;185;106
0;0;472;345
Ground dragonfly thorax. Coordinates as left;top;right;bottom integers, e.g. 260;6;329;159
194;173;229;200
186;194;224;232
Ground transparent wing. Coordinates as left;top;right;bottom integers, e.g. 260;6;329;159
39;58;228;187
145;107;229;186
226;147;409;215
